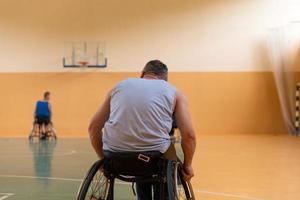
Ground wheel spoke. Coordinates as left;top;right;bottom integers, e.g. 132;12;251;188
169;161;194;200
85;167;109;200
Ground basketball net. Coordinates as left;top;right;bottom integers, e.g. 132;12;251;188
78;50;89;69
78;60;89;68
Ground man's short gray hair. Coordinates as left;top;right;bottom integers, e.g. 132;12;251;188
142;60;168;80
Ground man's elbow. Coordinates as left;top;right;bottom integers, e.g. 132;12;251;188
182;130;196;143
88;123;95;137
188;131;196;143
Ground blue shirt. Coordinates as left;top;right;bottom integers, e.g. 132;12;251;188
35;101;50;117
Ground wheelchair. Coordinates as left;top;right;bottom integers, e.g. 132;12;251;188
76;151;195;200
28;119;57;141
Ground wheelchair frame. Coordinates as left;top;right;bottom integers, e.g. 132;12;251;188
77;158;195;200
28;121;57;140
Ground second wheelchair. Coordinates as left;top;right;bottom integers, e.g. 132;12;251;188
28;119;57;141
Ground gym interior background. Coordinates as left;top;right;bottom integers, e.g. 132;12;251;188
1;0;297;136
1;0;300;200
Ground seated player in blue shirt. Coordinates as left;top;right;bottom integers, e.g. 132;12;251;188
34;91;52;139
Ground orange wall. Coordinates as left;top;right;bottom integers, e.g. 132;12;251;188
0;72;286;137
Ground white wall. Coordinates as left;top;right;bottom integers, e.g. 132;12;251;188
0;0;299;72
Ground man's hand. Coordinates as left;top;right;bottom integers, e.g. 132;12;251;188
182;164;194;181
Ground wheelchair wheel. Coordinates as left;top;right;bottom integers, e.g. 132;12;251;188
167;161;195;200
28;128;34;140
28;123;40;140
77;160;110;200
47;123;57;140
51;127;57;140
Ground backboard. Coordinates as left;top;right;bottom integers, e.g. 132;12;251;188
63;42;107;68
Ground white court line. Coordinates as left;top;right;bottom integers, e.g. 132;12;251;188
0;175;82;182
195;189;265;200
0;175;129;185
0;193;14;200
0;175;264;200
0;149;77;158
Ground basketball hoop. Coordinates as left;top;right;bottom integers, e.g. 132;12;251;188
63;42;107;68
77;46;90;68
78;60;89;68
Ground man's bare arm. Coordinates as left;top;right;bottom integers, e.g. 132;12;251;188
34;104;37;119
174;91;196;180
48;102;52;119
88;92;111;159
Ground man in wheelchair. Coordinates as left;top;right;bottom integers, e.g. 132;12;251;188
34;91;52;140
89;60;196;199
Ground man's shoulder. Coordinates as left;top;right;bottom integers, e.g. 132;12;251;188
114;78;133;88
111;78;135;94
117;77;137;84
159;81;176;93
36;100;48;104
164;81;176;88
114;78;177;92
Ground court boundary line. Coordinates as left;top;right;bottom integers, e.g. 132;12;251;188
0;193;14;200
194;189;264;200
0;174;264;200
0;149;77;158
0;175;82;182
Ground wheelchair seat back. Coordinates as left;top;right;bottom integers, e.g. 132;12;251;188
103;151;165;178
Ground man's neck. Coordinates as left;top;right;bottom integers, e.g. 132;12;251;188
143;74;159;80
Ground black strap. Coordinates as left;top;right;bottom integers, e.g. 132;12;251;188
132;182;136;196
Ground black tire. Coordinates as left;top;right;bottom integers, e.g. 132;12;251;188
167;161;195;200
77;160;110;200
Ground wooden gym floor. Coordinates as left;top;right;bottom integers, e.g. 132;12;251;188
0;134;299;200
